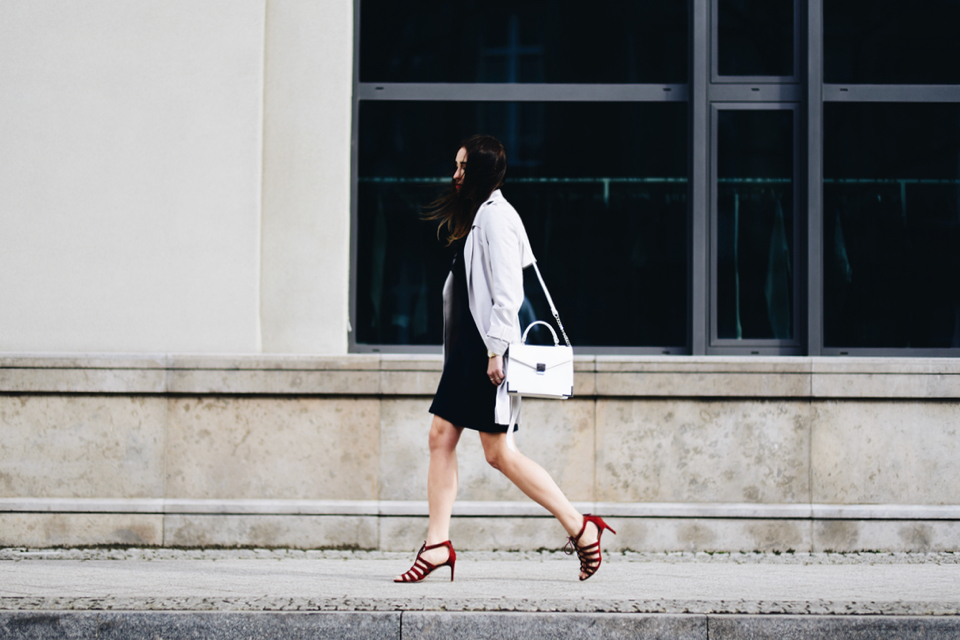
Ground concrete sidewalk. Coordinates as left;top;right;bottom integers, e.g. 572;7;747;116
1;548;959;638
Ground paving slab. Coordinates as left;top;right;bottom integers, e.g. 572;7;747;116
709;615;960;640
0;611;401;640
0;549;958;616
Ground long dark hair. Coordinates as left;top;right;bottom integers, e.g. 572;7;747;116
423;134;507;245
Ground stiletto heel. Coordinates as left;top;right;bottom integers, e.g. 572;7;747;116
394;540;456;583
563;514;616;581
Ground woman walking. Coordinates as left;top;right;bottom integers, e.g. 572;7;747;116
394;135;614;583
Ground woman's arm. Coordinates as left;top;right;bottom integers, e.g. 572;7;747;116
483;212;525;357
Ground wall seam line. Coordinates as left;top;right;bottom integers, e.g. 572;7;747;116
161;379;171;547
590;380;600;512
255;0;269;353
808;395;815;551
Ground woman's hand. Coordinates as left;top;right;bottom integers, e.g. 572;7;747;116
487;354;504;386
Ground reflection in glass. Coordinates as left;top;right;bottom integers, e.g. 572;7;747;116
824;103;960;349
357;101;688;347
716;110;794;340
718;0;793;77
825;0;960;84
360;0;687;83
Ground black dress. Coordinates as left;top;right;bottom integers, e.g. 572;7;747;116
429;236;509;433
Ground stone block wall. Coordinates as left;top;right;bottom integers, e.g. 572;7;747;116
1;355;959;552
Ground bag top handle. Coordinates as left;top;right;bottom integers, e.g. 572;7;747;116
520;320;559;346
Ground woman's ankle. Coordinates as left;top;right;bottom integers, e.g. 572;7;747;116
562;512;585;538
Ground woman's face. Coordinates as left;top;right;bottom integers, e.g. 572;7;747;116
453;147;467;190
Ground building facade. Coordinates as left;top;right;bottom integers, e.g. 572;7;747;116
1;1;959;552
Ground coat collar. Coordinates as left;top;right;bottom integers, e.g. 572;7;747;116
485;189;504;206
474;189;504;224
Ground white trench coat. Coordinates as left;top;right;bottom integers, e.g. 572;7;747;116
441;189;535;426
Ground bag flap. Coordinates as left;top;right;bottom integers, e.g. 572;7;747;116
509;345;573;370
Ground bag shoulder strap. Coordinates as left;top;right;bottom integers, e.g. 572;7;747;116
531;262;571;348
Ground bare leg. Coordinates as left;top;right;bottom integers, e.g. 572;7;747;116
395;415;461;579
426;416;463;546
479;430;599;580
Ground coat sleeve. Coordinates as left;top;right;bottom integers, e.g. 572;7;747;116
483;212;525;355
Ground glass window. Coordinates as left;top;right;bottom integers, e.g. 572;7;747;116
716;109;795;341
359;0;687;83
718;0;794;77
357;101;688;347
825;0;960;84
824;103;960;349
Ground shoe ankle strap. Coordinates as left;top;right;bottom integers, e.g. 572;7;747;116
423;540;453;552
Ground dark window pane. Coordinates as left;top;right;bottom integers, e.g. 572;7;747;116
716;110;794;340
825;0;960;84
718;0;794;76
360;1;687;83
824;103;960;349
357;101;688;347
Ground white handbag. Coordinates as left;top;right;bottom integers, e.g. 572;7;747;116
503;263;573;451
505;262;573;399
506;320;573;400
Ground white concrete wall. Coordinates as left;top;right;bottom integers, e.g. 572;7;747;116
259;0;353;354
0;0;268;353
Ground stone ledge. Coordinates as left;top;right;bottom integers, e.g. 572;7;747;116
2;354;960;398
3;511;959;552
0;354;383;370
4;499;960;521
0;354;960;399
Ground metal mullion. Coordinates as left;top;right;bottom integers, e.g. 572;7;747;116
709;84;802;102
708;103;717;349
806;0;823;356
792;88;804;353
691;0;710;355
792;0;802;81
370;346;689;355
712;339;799;347
572;346;688;355
357;83;689;102
821;347;960;358
824;85;960;102
714;75;799;85
708;346;800;355
709;0;720;83
348;0;362;353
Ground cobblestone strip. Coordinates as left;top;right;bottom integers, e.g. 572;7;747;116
0;596;958;615
1;548;958;564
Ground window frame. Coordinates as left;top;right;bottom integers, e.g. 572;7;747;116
708;101;803;354
813;0;960;356
711;0;801;84
349;0;692;355
699;0;806;356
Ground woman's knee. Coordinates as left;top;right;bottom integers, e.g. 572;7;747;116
484;447;503;470
429;417;460;453
480;435;509;471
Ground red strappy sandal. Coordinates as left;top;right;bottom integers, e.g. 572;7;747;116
394;540;456;583
564;514;616;581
